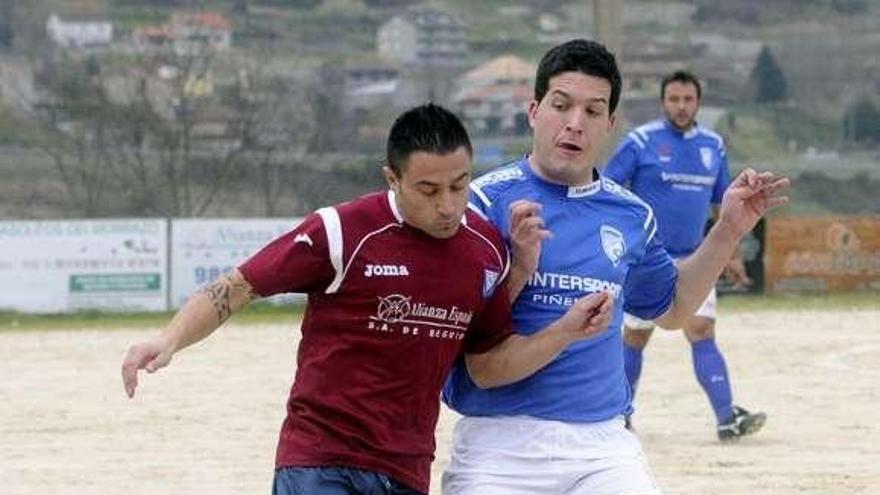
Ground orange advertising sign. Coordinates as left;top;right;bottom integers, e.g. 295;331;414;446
764;216;880;293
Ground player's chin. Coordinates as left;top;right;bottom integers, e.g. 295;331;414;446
431;223;461;238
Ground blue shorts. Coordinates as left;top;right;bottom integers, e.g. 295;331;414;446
272;466;425;495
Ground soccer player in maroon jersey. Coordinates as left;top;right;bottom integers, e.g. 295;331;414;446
121;104;614;495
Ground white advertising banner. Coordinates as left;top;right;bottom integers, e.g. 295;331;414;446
170;218;303;308
0;219;168;313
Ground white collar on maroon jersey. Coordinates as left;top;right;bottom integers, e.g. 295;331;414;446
387;190;404;222
386;190;469;226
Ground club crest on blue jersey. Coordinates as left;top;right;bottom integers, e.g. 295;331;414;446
700;147;714;170
483;269;500;297
600;225;626;266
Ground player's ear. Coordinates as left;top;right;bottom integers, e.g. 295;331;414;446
527;99;539;129
383;166;400;193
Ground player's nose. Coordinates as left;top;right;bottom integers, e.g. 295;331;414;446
436;190;457;218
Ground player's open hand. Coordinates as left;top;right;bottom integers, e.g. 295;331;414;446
121;336;175;398
719;168;790;238
509;199;552;276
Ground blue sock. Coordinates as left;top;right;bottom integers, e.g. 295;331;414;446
623;343;643;397
692;338;734;424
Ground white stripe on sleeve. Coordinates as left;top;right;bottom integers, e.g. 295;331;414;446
317;207;344;294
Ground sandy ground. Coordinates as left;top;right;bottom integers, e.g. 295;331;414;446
2;309;879;495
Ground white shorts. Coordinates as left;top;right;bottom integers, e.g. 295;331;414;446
442;416;662;495
624;286;717;331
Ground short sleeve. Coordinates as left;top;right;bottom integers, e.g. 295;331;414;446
238;213;334;297
462;281;514;354
622;218;678;320
603;136;641;185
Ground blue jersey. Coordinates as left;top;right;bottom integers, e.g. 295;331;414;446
443;157;677;422
603;119;731;257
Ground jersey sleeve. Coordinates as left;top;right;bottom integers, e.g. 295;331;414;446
603;135;641;184
711;141;731;204
462;281;514;354
622;215;678;320
469;183;512;246
468;182;493;220
238;212;334;297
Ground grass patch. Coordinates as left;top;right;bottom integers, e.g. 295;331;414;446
2;293;875;332
0;301;305;332
717;106;842;165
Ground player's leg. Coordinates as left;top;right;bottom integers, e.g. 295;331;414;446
683;288;765;441
442;416;561;495
444;416;662;495
561;417;662;495
622;314;656;398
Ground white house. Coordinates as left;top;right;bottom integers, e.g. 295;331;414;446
46;14;113;49
377;8;466;68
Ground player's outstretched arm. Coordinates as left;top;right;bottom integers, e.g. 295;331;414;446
656;168;789;328
121;268;258;398
465;291;613;389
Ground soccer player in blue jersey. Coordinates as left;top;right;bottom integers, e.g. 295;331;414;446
442;40;789;494
603;70;766;442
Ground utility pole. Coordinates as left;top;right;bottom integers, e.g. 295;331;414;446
593;0;625;155
593;0;621;56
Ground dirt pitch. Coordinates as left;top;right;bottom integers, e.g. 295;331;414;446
2;308;879;494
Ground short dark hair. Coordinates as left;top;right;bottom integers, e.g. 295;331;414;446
386;103;472;177
534;39;622;114
661;70;702;100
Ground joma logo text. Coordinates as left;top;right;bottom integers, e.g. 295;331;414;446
364;264;410;277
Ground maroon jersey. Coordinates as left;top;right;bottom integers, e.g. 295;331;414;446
239;190;512;492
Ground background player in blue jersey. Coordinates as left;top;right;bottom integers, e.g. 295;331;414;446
604;71;766;442
442;40;789;495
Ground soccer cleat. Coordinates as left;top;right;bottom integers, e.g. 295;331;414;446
717;406;766;441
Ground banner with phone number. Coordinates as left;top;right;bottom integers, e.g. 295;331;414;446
170;218;304;308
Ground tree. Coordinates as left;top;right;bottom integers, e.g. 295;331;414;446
306;64;350;153
843;97;880;144
749;46;789;104
28;53;119;217
832;0;869;14
25;41;312;217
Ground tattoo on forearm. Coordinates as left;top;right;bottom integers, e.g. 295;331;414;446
200;279;232;322
198;273;257;323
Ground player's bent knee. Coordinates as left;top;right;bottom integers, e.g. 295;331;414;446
683;318;715;342
624;328;653;348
